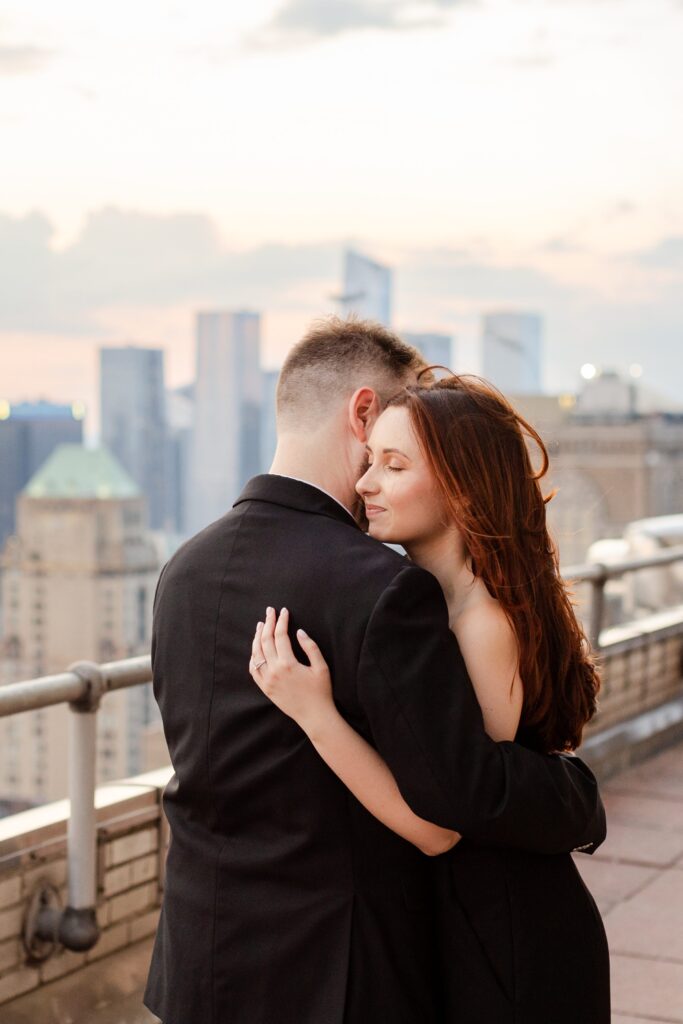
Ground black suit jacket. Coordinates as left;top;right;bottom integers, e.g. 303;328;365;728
143;475;605;1024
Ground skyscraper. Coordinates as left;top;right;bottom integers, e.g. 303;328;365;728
100;346;168;530
165;383;195;537
0;399;84;550
481;313;543;394
336;249;392;325
0;444;161;805
188;311;262;534
402;332;454;371
261;369;280;473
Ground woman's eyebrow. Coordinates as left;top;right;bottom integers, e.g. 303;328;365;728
364;444;411;460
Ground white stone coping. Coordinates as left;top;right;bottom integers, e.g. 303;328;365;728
0;766;173;863
600;603;683;649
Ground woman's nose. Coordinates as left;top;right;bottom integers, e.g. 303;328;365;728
356;464;378;497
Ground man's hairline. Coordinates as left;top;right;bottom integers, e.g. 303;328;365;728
276;374;416;430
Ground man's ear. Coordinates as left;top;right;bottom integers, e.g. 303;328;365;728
348;387;381;443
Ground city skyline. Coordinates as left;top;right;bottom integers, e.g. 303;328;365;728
1;0;682;432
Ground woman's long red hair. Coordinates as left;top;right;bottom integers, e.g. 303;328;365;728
389;374;600;753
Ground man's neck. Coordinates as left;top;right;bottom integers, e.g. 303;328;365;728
270;434;357;513
268;472;353;518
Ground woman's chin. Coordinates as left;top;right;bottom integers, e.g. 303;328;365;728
367;520;397;544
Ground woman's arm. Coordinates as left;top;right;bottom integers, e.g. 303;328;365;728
250;607;460;857
453;600;524;742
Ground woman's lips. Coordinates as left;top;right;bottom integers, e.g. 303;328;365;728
365;504;386;517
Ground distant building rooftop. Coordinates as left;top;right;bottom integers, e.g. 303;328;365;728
0;399;84;420
23;444;141;500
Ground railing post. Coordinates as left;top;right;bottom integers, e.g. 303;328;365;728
589;569;607;653
67;686;98;913
26;661;104;958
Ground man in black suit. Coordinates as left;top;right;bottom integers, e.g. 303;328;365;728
143;316;605;1024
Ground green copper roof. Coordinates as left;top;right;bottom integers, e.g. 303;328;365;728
24;444;141;500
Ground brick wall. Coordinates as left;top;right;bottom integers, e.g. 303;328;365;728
0;766;171;1007
587;606;683;734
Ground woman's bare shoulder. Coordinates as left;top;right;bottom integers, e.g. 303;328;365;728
453;591;517;657
451;592;523;740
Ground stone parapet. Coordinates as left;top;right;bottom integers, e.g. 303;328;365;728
0;766;171;1007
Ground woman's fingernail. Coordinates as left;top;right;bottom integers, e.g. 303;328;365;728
297;628;308;638
256;621;264;630
266;606;273;614
282;607;288;614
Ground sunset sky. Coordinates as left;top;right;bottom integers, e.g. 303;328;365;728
1;0;682;438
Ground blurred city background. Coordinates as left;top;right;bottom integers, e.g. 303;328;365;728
1;1;682;1020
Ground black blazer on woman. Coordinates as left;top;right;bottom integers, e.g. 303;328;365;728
143;475;605;1024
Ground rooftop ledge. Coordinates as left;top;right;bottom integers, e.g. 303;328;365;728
0;766;173;865
0;766;172;1016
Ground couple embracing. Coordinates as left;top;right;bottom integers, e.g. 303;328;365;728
144;316;610;1024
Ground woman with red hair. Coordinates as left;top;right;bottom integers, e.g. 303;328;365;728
250;373;609;1022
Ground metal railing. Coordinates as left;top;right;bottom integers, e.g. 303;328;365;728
563;544;683;651
0;656;152;960
1;543;683;959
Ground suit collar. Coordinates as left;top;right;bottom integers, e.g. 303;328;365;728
234;474;361;530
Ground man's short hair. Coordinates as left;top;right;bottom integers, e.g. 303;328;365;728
277;315;425;429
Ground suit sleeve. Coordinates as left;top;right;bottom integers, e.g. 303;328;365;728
357;563;606;855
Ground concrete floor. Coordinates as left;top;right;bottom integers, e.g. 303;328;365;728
5;742;683;1023
575;741;683;1023
1;936;160;1024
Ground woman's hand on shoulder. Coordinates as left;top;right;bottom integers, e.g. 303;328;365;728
249;607;336;733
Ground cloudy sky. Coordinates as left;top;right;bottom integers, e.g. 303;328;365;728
1;0;682;437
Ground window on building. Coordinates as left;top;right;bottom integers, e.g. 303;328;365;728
3;636;21;659
99;638;116;661
137;586;147;644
